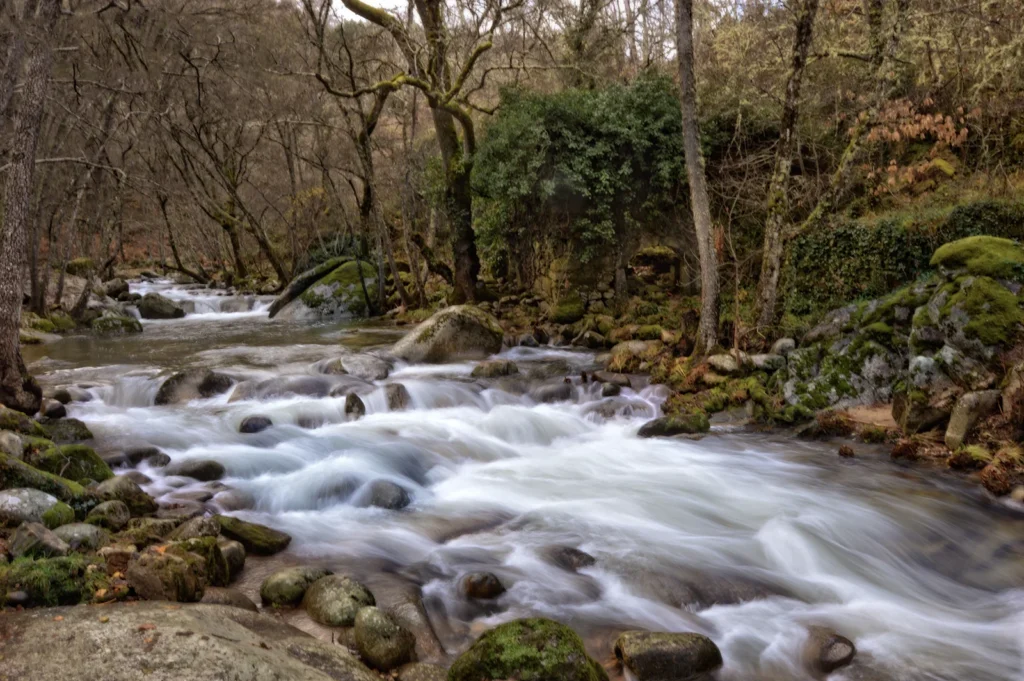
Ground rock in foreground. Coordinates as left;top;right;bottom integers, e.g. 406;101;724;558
392;305;503;363
614;631;722;681
448;618;608;681
0;602;380;681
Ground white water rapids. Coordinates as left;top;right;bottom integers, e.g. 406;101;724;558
24;281;1024;681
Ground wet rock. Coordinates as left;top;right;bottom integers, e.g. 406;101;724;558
0;601;380;681
165;458;225;481
601;382;621;397
392;305;504;363
212;488;255;511
707;353;746;375
52;386;91;404
638;414;710;437
802;626;856;675
449;618;608;681
155;369;235;405
303;574;376;626
91;314;142;335
386;383;412;410
125;446;170;467
85;500;131;531
95;475;158;515
201;586;258;611
169;515;221;540
771;337;797;356
750;353;786;372
127;547;206;601
365;479;411;510
229;375;332;402
944;389;1000;450
323;353;392;381
545;546;597;572
41;399;66;419
137;292;185;319
261;565;333;606
122;470;153;485
103;278;129;299
0;430;22;458
28;443;112;482
593;370;631;387
397;663;448;681
0;488;64;526
518;333;539;347
53;522;108;551
355;606;416;671
461;572;506;599
216;514;292;555
345;393;367;420
530;381;574;403
10;522;70;558
169;536;230;587
38;416;93;443
239;415;273;434
169;489;214;504
217;538;246;580
472;359;519;378
838;444;855;458
614;631;722;681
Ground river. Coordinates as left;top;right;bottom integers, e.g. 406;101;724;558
22;281;1024;681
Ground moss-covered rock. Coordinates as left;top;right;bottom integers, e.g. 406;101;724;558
614;631;722;681
448;618;608;681
930;235;1024;281
0;453;96;515
126;547;206;602
354;606;416;671
94;475;157;516
0;554;110;606
85;500;131;531
392;305;504;363
260;565;332;607
276;260;376;320
65;257;95;276
38;417;94;443
168;536;230;587
302;574;375;626
91;315;142;335
137;292;186;319
41;501;74;529
0;407;47;437
637;412;710;438
28;444;111;482
550;295;584;324
471;359;519;378
216;514;292;555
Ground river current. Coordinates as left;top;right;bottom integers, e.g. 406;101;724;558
23;281;1024;681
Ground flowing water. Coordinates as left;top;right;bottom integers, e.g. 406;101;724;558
23;282;1024;681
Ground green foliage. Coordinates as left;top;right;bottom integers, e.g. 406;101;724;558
785;200;1024;317
474;74;685;278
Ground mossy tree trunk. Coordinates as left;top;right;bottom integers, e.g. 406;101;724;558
753;0;819;334
0;0;59;414
675;0;719;355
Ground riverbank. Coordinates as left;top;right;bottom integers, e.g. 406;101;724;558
2;279;1022;681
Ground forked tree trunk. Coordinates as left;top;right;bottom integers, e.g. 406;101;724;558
753;0;819;333
675;0;719;355
0;0;59;414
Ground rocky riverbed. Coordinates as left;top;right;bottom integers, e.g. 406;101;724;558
1;278;1022;681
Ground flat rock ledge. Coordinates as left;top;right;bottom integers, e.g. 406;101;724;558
0;602;379;681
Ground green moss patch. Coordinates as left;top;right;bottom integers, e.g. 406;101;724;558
931;236;1024;281
0;554;109;606
943;276;1024;346
28;444;112;483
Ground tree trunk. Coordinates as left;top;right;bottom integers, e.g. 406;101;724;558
430;107;480;303
675;0;719;355
0;0;59;414
221;199;248;280
753;0;819;333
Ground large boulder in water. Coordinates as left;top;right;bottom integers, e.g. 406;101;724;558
275;259;376;321
449;618;608;681
228;375;335;402
0;601;380;681
303;574;375;626
614;631;722;681
392;305;503;363
155;369;235;405
137;292;186;319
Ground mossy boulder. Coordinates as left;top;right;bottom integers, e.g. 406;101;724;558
168;536;231;587
302;574;375;626
38;417;94;443
614;631;722;681
94;475;158;516
392;305;504;363
354;606;416;671
41;501;75;529
276;259;376;320
65;257;95;276
471;359;519;378
28;444;111;482
448;618;608;681
260;565;332;607
137;292;186;319
0;488;66;527
550;295;584;324
216;514;292;555
85;500;131;531
53;523;108;551
0;454;96;514
126;547;206;602
638;413;710;438
0;554;110;606
10;522;70;558
930;235;1024;282
91;315;143;335
0;407;47;437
